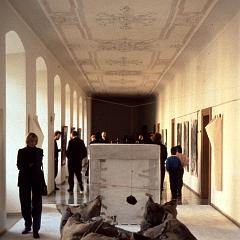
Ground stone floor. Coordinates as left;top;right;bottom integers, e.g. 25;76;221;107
2;175;240;239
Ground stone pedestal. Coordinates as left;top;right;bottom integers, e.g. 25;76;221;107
89;144;161;224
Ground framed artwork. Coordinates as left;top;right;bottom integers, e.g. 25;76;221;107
61;126;68;166
161;129;165;145
164;129;167;146
190;120;198;176
177;123;182;146
153;124;156;133
183;121;189;172
77;128;82;139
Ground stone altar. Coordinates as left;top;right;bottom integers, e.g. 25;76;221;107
89;144;161;224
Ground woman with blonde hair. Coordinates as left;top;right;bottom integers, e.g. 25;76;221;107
17;132;44;239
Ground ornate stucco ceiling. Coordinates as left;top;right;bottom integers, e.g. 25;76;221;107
9;0;218;96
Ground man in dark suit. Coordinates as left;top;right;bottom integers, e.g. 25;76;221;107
153;133;168;193
66;130;87;194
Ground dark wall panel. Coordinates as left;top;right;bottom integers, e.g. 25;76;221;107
91;96;156;143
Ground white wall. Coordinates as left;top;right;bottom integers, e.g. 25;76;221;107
156;9;240;224
6;53;26;213
0;0;88;232
54;75;62;184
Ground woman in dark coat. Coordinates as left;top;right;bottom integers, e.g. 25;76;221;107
17;132;44;239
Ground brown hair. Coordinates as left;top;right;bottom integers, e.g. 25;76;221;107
26;132;38;147
54;130;61;136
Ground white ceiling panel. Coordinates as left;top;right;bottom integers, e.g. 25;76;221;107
9;0;219;96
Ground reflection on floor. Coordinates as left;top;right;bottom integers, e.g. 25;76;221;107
5;174;240;240
43;175;206;206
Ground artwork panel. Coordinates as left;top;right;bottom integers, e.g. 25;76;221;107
164;129;167;146
153;124;156;133
61;126;68;166
190;120;198;176
161;129;164;145
177;123;182;146
184;121;189;171
205;117;223;191
28;114;44;148
77;128;82;139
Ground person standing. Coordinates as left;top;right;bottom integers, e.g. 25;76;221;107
175;145;189;199
165;146;181;200
153;133;168;193
101;131;109;143
54;130;61;190
66;130;87;194
17;132;43;239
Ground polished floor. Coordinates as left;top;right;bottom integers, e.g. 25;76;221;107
44;175;207;206
3;174;240;240
4;174;205;230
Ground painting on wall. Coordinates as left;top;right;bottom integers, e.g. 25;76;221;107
183;121;189;172
164;129;167;146
161;129;165;145
61;126;68;166
153;124;156;133
77;128;82;139
177;123;182;146
190;119;198;176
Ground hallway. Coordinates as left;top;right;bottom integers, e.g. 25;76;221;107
1;0;240;238
2;176;240;240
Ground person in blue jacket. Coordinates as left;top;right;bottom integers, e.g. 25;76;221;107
165;146;181;200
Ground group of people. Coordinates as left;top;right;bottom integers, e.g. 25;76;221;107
16;130;189;238
90;131;109;144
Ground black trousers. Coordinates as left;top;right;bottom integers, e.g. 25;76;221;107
168;168;180;199
177;167;184;197
68;162;83;191
19;185;42;232
54;158;58;178
160;165;165;192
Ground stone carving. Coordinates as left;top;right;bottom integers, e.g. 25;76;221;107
77;59;93;65
96;5;156;30
114;79;136;85
155;59;171;65
105;57;142;66
175;13;203;26
50;12;79;25
105;70;141;76
95;38;154;52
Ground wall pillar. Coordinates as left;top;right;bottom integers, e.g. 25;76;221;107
0;30;6;234
47;70;54;193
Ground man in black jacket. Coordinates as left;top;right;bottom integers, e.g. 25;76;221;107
153;133;168;193
66;130;87;194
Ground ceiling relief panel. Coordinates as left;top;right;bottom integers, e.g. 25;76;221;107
96;5;157;30
38;0;217;96
105;57;143;67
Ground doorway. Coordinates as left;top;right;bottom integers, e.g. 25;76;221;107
201;107;212;201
